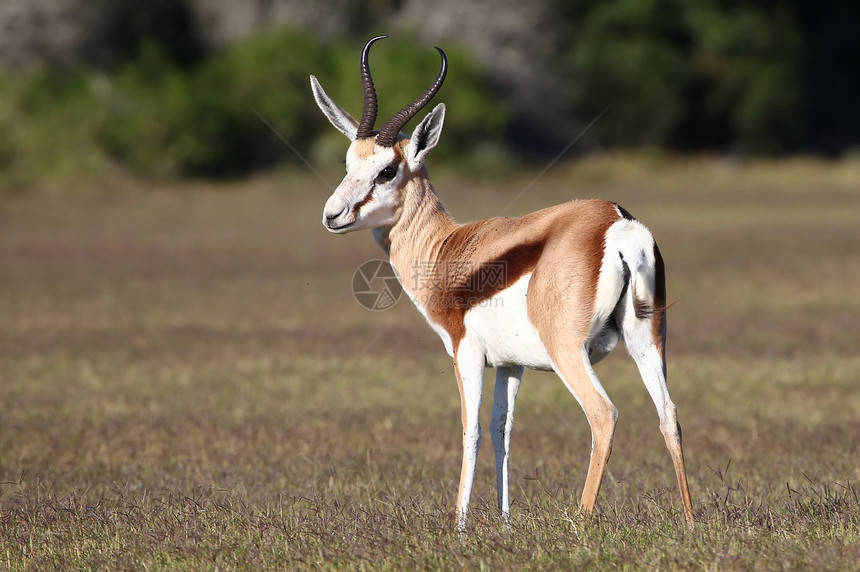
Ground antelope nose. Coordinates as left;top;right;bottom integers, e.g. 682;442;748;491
325;206;347;222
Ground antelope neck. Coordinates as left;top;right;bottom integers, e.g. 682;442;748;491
379;174;456;276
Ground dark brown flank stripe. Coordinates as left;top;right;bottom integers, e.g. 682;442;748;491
406;200;627;352
426;237;546;346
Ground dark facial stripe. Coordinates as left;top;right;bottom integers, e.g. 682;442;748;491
349;152;403;216
351;189;374;216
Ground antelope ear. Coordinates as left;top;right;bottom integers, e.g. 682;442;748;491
405;103;446;170
310;76;359;140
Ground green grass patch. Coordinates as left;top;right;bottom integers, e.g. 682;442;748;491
1;167;858;568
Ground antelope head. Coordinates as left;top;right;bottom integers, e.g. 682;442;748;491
311;36;448;233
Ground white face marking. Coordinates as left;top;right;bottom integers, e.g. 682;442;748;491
322;143;404;233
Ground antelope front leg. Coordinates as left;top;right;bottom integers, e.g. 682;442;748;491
491;365;523;520
453;341;485;532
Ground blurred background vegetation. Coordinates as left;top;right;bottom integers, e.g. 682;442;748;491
0;0;858;188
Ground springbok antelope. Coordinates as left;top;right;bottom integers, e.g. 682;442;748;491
310;36;695;530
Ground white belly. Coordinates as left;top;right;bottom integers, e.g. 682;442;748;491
462;273;554;371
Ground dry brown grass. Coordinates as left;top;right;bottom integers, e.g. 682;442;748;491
1;157;858;569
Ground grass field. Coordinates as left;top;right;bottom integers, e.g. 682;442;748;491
1;157;859;569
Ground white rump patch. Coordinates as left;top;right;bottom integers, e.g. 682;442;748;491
590;219;656;339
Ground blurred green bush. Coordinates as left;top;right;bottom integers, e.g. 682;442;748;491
0;30;510;186
98;33;329;178
561;0;803;153
0;70;110;188
0;0;840;190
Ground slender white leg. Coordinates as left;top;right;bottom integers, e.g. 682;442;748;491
454;339;486;532
491;365;523;520
623;312;695;525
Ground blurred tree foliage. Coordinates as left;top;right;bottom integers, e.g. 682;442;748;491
98;33;329;177
99;32;507;177
0;70;110;186
79;0;206;71
0;0;857;185
1;30;508;182
558;0;804;153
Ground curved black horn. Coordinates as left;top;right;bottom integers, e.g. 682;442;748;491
355;35;388;139
376;46;447;147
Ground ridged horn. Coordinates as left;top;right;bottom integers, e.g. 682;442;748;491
355;35;388;139
376;46;448;147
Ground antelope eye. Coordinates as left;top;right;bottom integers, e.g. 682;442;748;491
375;165;398;184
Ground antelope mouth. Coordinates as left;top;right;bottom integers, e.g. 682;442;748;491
323;218;356;233
323;204;357;232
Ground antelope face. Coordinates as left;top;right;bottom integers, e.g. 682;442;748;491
322;140;404;233
311;36;447;234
